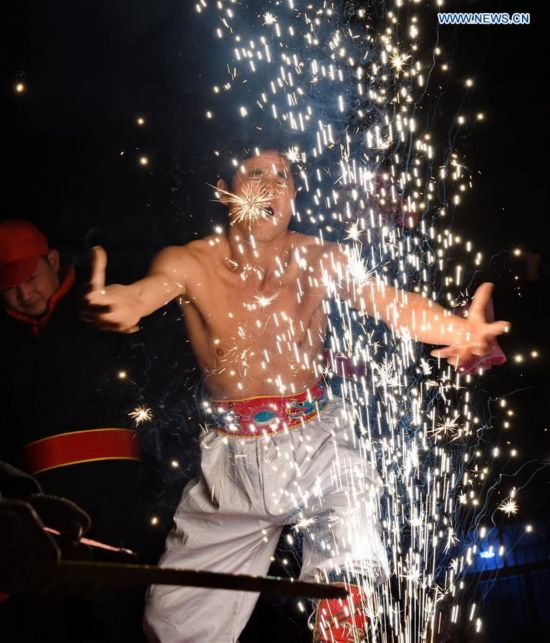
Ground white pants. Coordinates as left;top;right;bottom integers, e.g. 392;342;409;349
144;398;388;643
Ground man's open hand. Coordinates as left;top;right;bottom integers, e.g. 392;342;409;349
80;246;142;333
430;283;510;369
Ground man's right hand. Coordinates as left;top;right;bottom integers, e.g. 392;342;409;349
80;246;142;333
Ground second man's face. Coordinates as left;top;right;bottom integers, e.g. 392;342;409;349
0;254;60;318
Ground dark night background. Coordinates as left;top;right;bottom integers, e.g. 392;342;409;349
1;1;549;641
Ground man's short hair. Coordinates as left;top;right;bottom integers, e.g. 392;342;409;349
214;127;301;183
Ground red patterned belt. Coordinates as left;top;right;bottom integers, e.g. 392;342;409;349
208;380;328;437
25;428;141;475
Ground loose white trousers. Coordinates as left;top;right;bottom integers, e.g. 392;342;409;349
144;398;388;643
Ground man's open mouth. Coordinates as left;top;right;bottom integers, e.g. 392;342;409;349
263;206;275;217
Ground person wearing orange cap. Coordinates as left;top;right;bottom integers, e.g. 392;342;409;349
0;220;161;642
0;220;70;326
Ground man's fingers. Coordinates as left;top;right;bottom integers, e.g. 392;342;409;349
447;355;462;369
490;320;511;336
470;341;490;357
431;346;474;369
80;312;117;327
468;282;493;321
80;297;113;323
431;347;468;368
81;303;113;316
89;246;107;292
431;346;456;359
81;310;139;333
99;323;140;334
94;323;122;333
92;321;131;333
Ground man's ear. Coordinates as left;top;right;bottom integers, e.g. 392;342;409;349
46;249;60;273
216;178;231;206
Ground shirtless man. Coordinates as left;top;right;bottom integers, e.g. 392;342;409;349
82;150;509;642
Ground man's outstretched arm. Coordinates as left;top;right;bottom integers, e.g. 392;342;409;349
327;246;510;368
81;246;189;333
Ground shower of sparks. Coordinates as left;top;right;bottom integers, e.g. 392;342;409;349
213;182;273;228
498;497;519;517
128;405;153;425
196;1;520;640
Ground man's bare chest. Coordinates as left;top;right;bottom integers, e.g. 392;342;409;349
184;274;326;349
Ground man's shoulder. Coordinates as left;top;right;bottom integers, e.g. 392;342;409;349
152;237;222;273
177;237;225;268
182;235;223;255
290;232;339;257
290;231;318;245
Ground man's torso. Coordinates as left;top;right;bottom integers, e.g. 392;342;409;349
176;232;336;399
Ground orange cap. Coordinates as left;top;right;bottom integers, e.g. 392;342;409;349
0;220;50;289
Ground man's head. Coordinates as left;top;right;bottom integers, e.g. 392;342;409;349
0;220;60;317
216;150;296;242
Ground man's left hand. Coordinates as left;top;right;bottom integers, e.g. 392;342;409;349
430;283;510;369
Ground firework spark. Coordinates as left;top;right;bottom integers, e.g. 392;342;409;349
263;12;277;26
128;405;153;425
498;497;519;516
285;145;301;163
215;181;282;228
213;182;273;228
390;52;411;75
430;415;461;439
345;222;362;242
253;291;280;308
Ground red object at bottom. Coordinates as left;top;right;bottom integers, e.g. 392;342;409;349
313;584;370;642
24;428;140;475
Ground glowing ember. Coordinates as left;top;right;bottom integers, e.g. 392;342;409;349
498;498;519;517
128;405;153;425
213;182;274;228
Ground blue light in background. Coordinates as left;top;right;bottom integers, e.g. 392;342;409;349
479;550;496;559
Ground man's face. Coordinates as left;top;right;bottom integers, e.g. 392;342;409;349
220;151;296;241
0;252;60;317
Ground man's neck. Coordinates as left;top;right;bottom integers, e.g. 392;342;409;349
225;228;293;283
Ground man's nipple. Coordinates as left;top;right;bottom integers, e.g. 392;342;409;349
213;338;224;356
